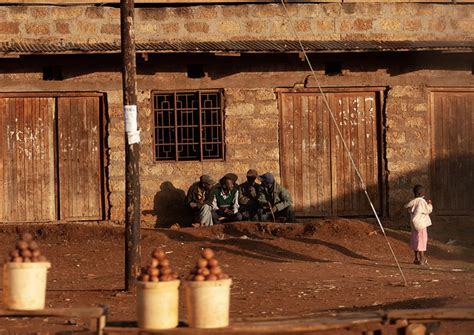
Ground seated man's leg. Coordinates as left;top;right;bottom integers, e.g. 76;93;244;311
286;205;296;222
199;204;214;226
259;212;270;222
241;207;257;221
250;208;260;221
212;209;228;225
275;206;296;223
229;212;242;222
218;211;242;223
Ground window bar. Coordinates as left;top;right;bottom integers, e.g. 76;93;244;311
173;92;179;162
198;91;203;161
219;91;225;160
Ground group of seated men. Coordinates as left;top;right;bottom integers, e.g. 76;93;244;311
185;170;296;227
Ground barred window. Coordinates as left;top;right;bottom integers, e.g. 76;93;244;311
152;90;224;161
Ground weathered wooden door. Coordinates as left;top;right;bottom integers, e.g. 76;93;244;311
431;90;474;215
330;92;380;216
280;93;332;216
0;94;104;222
279;89;382;216
57;97;103;220
0;97;56;222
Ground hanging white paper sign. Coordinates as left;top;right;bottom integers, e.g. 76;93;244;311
124;105;138;132
127;130;140;145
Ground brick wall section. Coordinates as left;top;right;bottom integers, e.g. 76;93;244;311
105;88;279;224
385;86;431;217
0;3;473;42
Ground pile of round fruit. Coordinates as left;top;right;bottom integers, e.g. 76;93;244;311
138;248;179;282
187;248;229;281
8;233;48;263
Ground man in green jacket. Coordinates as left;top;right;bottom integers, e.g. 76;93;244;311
210;175;242;224
238;169;261;221
185;175;215;227
257;172;296;223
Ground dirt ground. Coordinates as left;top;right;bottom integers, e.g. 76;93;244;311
0;217;473;334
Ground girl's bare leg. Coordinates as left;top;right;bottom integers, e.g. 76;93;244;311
414;251;420;264
420;251;426;264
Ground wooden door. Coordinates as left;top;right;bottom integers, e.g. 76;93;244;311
431;90;474;215
280;93;332;215
330;92;380;216
0;97;56;222
279;89;382;216
57;97;103;220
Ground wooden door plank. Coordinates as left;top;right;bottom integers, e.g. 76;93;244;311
89;97;102;216
46;98;56;221
368;93;379;214
279;94;292;204
350;95;359;213
285;94;296;208
307;95;318;213
358;95;367;213
321;95;332;215
300;96;311;212
5;99;15;221
293;96;303;212
27;98;37;221
0;99;5;221
15;98;25;220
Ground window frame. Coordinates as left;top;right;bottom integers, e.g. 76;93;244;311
151;89;226;163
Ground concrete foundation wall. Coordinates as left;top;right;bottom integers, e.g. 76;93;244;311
0;3;473;42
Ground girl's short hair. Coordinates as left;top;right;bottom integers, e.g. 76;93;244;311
413;184;425;197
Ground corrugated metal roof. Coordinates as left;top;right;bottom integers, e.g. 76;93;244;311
0;40;472;55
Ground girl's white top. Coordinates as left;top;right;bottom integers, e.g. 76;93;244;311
404;197;433;231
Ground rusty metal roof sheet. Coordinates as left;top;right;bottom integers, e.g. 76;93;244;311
1;40;472;55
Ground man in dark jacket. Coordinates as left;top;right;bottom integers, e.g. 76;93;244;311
238;169;261;221
257;172;296;223
210;175;242;224
185;175;215;227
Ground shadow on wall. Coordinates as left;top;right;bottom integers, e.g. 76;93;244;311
142;181;192;228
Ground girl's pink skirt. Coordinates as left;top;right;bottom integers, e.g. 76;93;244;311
410;228;428;252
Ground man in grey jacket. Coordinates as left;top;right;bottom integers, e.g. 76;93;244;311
185;175;215;227
257;172;296;223
238;169;261;221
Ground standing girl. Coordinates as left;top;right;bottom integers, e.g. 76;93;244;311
405;184;433;265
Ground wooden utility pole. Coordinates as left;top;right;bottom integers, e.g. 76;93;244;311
120;0;141;291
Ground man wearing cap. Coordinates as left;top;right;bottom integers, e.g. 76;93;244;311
210;175;242;224
238;169;261;221
257;172;296;223
224;173;239;186
185;175;215;227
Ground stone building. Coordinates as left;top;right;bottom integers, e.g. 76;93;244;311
0;1;472;225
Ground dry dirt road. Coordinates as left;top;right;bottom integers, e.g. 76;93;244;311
0;218;472;334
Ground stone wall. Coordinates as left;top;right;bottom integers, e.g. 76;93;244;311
0;3;472;43
385;86;431;217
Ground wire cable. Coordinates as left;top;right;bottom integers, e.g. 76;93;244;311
279;0;407;286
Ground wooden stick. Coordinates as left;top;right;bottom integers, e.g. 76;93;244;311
267;201;276;223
